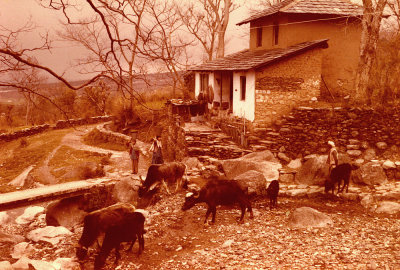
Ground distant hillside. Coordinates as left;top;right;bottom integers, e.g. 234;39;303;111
0;71;184;103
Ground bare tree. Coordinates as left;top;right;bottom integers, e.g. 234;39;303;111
179;0;236;60
354;0;388;104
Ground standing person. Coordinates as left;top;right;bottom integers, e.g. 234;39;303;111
128;138;140;174
326;140;338;174
149;135;163;164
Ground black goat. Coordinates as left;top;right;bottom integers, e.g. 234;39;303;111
182;179;253;224
325;163;359;194
94;210;146;270
266;180;279;209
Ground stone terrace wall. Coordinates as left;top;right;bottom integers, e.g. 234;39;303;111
254;48;323;128
251;106;400;161
0;116;113;142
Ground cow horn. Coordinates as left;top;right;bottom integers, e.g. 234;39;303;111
139;175;144;183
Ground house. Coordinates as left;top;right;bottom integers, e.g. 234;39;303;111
188;0;365;128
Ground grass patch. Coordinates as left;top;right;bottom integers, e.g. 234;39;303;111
83;128;127;151
49;145;108;181
0;128;71;191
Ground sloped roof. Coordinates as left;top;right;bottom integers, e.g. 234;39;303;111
188;39;328;72
237;0;364;26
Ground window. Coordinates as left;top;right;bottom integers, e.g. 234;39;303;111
273;22;279;45
240;76;246;101
256;27;262;47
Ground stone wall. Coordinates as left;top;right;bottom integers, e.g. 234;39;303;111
251;106;400;161
0;116;113;142
254;48;323;128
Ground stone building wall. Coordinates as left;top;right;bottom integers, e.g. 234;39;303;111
254;48;323;128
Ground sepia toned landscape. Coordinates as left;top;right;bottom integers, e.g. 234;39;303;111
0;0;400;269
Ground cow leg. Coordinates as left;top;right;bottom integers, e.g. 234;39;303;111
175;177;182;192
138;232;144;255
114;245;121;265
238;204;246;222
127;235;137;252
204;207;212;224
211;206;217;224
161;179;170;194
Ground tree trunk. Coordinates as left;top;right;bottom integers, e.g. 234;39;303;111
216;0;231;58
354;0;387;104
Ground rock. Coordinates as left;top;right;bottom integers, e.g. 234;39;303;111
376;142;388;150
0;261;12;270
9;166;34;187
296;155;328;186
12;242;35;259
112;177;140;204
277;152;290;163
46;196;87;230
356;162;387;186
286;189;308;197
29;260;56;270
27;226;72;245
346;144;359;150
288;207;332;228
0;212;10;225
338;193;359;201
360;141;369;150
52;258;80;270
221;152;281;181
287;158;302;170
61;162;104;180
346;150;362;157
0;230;25;244
233;170;267;196
222;239;234;248
354;159;364;166
348;139;360;145
16;206;45;225
12;256;31;270
360;194;376;210
363;148;376;161
375;201;400;215
382;160;396;170
182;157;202;169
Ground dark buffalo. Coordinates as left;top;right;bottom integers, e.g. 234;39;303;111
139;162;186;196
266;180;279;209
325;163;359;194
94;210;147;270
76;203;136;261
182;179;253;224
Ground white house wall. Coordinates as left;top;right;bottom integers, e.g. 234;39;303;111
232;70;255;121
194;71;215;99
195;72;200;98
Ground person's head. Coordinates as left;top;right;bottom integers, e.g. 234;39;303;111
131;138;136;144
327;141;335;148
156;135;161;140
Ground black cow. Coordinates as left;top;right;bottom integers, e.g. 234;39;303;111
182;179;254;224
266;180;279;209
76;203;136;261
139;162;186;196
94;210;146;270
325;163;359;194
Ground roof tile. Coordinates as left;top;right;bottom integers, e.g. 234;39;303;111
188;39;328;71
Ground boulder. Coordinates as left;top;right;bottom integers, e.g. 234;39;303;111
346;150;362;157
46;196;87;230
375;201;400;215
221;151;281;181
27;226;72;246
0;261;12;270
376;142;388;150
0;212;10;225
16;206;45;225
360;194;376;210
11;242;35;259
29;260;55;270
287;158;302;170
182;157;202;169
288;207;332;228
112;176;140;204
12;256;31;270
296;155;328;186
277;152;290;163
233;170;267;196
355;162;387;186
52;258;80;270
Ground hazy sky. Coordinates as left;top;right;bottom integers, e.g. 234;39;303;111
0;0;251;81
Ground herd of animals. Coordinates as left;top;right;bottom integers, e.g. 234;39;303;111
75;160;358;269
